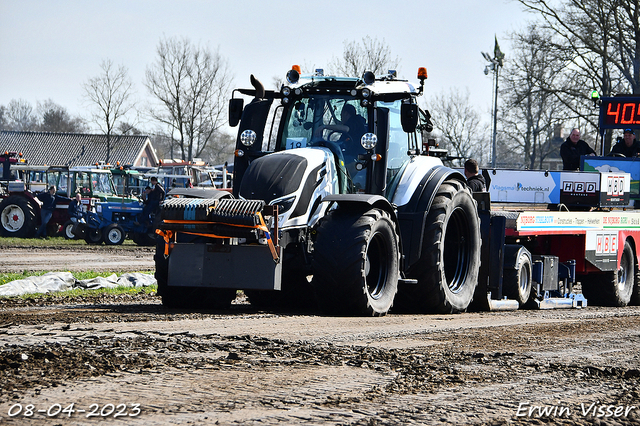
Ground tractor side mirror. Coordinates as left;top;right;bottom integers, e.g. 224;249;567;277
228;98;244;127
401;103;419;133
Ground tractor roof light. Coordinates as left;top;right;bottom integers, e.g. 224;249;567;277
418;67;428;81
361;88;371;98
240;129;257;147
361;133;378;150
281;86;291;97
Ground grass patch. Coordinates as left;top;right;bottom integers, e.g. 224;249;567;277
29;284;158;299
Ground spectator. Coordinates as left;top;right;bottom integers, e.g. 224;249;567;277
560;128;596;170
139;177;165;226
464;159;486;192
609;129;640;157
35;186;66;238
68;192;85;224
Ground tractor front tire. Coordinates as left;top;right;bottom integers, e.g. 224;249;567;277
312;208;399;316
0;196;37;238
103;224;126;245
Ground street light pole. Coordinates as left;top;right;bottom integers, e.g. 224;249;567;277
482;41;504;168
491;64;499;168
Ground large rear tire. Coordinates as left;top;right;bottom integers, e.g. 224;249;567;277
582;240;635;307
0;196;37;238
398;180;481;313
312;208;399;316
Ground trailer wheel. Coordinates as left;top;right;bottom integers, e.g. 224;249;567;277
0;196;37;238
400;180;480;313
84;227;103;245
503;248;533;307
582;240;635;307
312;208;399;316
62;220;79;239
632;258;640;306
103;224;126;245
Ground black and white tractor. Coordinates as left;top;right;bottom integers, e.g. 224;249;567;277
155;67;481;315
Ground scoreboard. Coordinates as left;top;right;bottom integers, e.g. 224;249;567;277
599;96;640;131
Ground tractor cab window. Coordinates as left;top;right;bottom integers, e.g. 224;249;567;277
93;173;114;195
379;100;411;194
280;95;369;192
75;172;92;196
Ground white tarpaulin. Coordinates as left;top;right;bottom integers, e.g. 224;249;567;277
0;272;156;297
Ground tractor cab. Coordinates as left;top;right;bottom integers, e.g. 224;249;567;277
229;67;432;201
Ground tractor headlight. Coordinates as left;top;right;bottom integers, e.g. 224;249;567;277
361;133;378;150
272;196;296;214
240;129;257;147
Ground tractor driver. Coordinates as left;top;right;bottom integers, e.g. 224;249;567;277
313;103;368;190
609;129;640;157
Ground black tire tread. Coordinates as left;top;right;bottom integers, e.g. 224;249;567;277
312;208;399;316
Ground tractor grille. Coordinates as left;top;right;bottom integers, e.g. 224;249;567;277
209;199;265;226
161;198;218;221
160;198;266;239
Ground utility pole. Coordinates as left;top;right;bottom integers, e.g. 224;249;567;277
482;36;505;168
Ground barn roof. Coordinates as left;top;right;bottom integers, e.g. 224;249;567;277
0;130;158;167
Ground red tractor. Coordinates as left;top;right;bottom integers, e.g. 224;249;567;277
0;153;73;238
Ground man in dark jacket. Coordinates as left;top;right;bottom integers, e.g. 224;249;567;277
68;192;85;223
464;159;486;192
35;186;65;238
139;177;165;226
609;129;640;157
560;128;596;170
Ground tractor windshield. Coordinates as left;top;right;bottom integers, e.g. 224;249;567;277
280;95;370;191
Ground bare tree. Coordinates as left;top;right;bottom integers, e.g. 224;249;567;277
518;0;640;152
145;36;233;162
4;99;38;131
329;36;400;77
37;99;86;133
427;88;488;166
83;59;136;162
499;25;572;169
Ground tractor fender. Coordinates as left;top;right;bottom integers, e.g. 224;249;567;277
396;165;468;270
321;194;397;223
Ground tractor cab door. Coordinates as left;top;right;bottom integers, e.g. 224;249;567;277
376;100;415;201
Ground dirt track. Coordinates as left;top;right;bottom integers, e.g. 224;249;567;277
0;245;155;273
0;244;639;425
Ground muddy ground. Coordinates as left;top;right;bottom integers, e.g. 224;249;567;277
0;243;639;425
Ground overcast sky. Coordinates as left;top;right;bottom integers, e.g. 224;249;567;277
0;0;532;133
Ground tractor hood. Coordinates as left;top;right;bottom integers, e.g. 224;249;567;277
238;148;338;229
